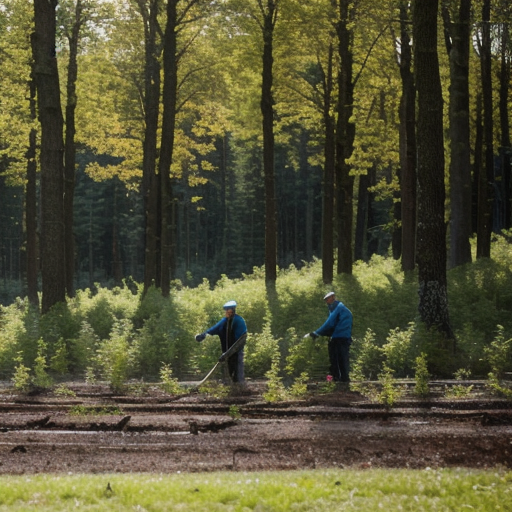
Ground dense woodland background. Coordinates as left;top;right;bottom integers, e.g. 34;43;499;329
0;0;511;331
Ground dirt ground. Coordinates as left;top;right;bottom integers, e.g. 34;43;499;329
0;381;511;474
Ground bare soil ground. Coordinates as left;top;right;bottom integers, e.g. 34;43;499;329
0;381;511;474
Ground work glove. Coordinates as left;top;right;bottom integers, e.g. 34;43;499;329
195;333;206;343
309;332;319;340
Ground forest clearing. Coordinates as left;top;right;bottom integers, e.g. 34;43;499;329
0;380;511;474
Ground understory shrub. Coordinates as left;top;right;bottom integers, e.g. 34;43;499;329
485;325;512;397
92;319;139;392
244;323;280;378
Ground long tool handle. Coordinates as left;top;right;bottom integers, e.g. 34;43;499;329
196;361;220;388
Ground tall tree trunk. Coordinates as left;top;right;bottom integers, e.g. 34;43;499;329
33;0;66;314
321;44;335;284
158;0;179;297
26;58;39;308
498;22;511;230
335;0;356;275
414;0;453;339
442;0;472;268
477;0;494;258
63;0;83;297
261;0;278;284
472;93;483;234
354;172;369;261
398;0;417;273
140;0;162;295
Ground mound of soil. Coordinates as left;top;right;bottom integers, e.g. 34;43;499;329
0;381;511;474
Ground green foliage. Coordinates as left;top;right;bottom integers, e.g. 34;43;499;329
484;325;512;397
11;352;31;393
289;372;309;398
11;340;53;392
32;340;53;389
197;381;229;398
159;363;184;395
50;338;70;375
318;377;337;394
381;323;416;377
39;302;81;350
445;383;474;399
351;328;383;381
93;319;139;393
244;323;280;378
69;405;123;416
376;365;405;409
285;327;326;379
228;404;241;420
53;384;76;397
0;469;512;511
263;351;288;403
0;240;511;382
414;353;430;398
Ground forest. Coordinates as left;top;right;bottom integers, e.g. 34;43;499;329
0;1;511;384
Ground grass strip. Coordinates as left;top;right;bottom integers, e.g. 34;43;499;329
0;468;510;511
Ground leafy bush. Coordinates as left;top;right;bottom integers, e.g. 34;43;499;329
263;351;288;402
381;323;416;377
93;319;139;392
284;328;326;379
159;363;184;395
414;353;430;398
351;329;383;381
485;325;512;397
244;323;280;378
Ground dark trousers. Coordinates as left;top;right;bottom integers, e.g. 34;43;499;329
328;337;351;382
227;349;244;383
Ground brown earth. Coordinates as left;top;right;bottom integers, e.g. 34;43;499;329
0;381;511;474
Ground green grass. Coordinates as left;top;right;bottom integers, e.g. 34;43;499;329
0;468;510;511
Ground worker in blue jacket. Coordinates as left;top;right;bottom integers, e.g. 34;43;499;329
308;292;353;383
195;301;247;383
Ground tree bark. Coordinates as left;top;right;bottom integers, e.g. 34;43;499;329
261;0;278;284
398;0;417;273
63;0;84;297
498;21;511;230
335;0;356;275
139;0;162;296
476;0;494;258
159;0;179;297
442;0;472;268
26;58;39;308
321;44;335;284
33;0;66;314
413;0;453;339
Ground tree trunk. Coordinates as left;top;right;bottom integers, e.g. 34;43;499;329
398;0;417;273
354;173;369;262
472;93;483;234
335;0;356;275
477;0;494;258
322;44;335;284
442;0;472;268
26;58;39;308
261;0;278;284
63;0;83;297
498;22;511;230
159;0;179;297
140;0;162;295
33;0;66;314
413;0;453;339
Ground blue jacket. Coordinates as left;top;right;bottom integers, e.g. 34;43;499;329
206;314;247;352
314;300;353;339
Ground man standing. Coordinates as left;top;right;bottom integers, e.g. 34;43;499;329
309;292;353;383
195;301;247;383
